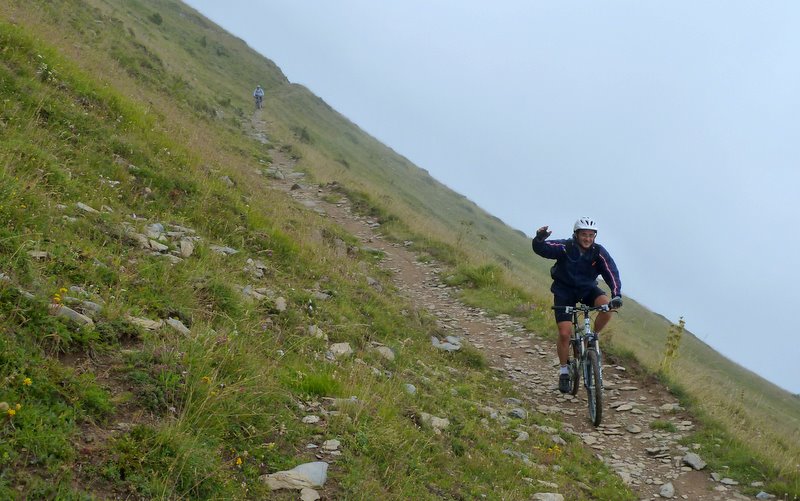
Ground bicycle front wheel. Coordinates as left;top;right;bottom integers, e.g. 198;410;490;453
586;349;603;426
568;338;581;395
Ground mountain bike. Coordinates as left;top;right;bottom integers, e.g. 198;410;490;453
553;303;609;426
255;95;263;110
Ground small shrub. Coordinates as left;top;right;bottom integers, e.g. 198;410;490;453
650;420;677;432
195;279;242;320
290;125;312;144
659;317;685;375
454;344;487;369
289;371;342;398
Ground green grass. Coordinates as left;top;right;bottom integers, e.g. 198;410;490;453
650;420;678;433
0;0;797;498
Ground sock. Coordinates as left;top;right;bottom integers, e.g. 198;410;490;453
559;365;568;375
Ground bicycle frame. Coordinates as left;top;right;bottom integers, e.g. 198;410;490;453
555;303;609;425
566;304;604;386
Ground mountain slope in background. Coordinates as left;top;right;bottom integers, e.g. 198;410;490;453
1;0;797;497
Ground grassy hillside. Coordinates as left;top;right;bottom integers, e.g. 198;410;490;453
1;0;798;498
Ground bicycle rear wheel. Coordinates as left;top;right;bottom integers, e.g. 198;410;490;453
586;349;603;426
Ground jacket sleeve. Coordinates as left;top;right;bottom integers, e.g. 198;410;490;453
531;237;567;259
595;245;622;297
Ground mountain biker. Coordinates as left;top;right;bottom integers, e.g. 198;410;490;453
253;85;264;108
532;217;622;393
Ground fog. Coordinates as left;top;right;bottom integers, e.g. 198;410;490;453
184;0;800;394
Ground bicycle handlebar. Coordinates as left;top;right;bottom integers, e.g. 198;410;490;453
551;304;611;314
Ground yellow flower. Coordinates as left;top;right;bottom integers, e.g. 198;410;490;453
23;377;32;386
15;404;21;410
201;376;211;384
7;409;15;417
235;457;243;466
59;288;67;293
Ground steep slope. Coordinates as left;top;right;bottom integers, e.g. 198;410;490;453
0;2;633;499
1;0;798;498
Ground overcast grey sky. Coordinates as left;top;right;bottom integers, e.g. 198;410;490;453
184;0;800;394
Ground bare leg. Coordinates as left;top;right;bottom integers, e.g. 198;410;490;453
557;321;573;365
593;295;612;333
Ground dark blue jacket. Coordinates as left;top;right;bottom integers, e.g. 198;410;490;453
532;236;621;297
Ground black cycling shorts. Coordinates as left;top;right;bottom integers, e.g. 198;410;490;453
553;286;607;323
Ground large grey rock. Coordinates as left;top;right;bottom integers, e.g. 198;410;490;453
532;494;564;501
49;304;94;327
148;239;169;252
146;223;164;239
126;315;163;331
209;245;239;255
76;202;99;214
261;461;329;490
179;239;194;258
166;318;191;336
508;408;527;419
682;452;707;470
431;336;461;352
300;488;320;501
130;232;151;249
78;300;103;317
419;412;449;434
328;342;353;359
371;344;395;361
322;439;340;451
659;482;675;498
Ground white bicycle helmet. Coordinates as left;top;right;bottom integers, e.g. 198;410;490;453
573;217;598;232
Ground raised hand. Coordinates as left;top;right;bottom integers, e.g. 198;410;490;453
535;225;552;240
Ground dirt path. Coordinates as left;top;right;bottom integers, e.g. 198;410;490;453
265;147;750;501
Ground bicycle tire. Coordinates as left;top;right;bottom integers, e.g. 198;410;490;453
569;341;580;395
586;348;603;426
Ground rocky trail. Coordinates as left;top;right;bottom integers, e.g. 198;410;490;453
264;144;762;501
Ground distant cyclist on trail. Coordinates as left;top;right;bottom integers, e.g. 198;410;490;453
532;217;622;393
253;84;264;109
